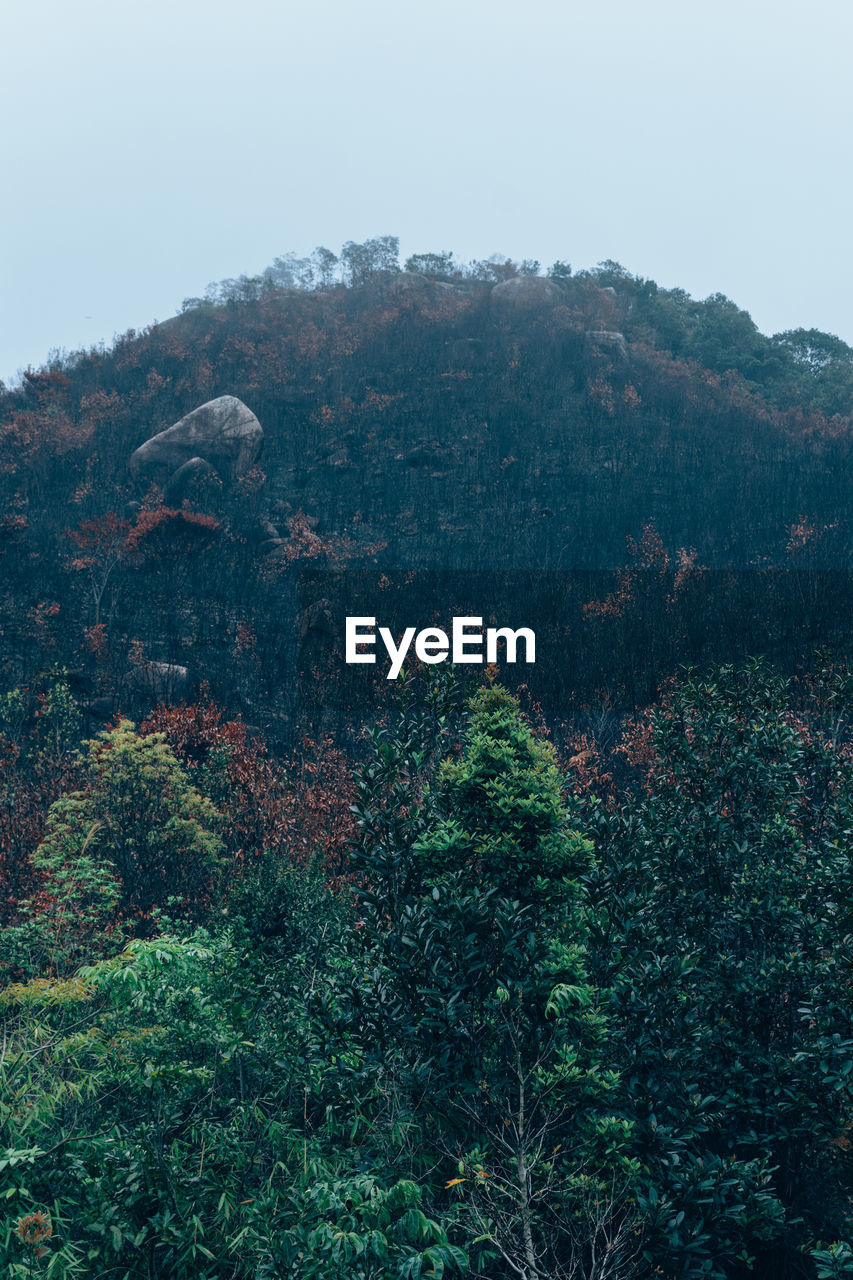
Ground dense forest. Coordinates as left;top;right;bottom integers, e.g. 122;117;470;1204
1;239;851;1277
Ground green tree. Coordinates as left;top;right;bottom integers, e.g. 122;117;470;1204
9;721;223;970
340;235;400;284
269;1175;468;1279
582;659;853;1277
353;683;637;1279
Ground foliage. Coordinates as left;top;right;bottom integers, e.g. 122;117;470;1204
1;655;852;1279
352;681;638;1279
2;720;224;968
0;796;122;977
1;239;851;747
265;1175;468;1279
0;672;85;925
579;658;853;1277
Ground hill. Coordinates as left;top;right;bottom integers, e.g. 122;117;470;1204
1;242;850;738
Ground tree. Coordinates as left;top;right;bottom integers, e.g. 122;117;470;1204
269;1175;468;1279
68;512;130;627
311;245;339;288
0;795;123;976
20;721;223;944
403;251;457;279
340;235;400;284
581;660;853;1277
772;327;853;371
352;682;636;1280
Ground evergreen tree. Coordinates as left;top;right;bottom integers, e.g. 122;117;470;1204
353;683;638;1279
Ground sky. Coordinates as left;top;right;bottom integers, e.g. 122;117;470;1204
2;0;852;384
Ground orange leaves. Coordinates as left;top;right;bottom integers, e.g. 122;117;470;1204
235;465;266;496
124;506;220;561
584;524;704;621
626;523;669;572
69;512;130;557
283;511;329;562
22;370;71;395
15;1210;52;1257
233;622;257;656
84;623;108;658
445;1171;489;1189
785;516;839;557
140;697;356;880
587;376;615;416
583;569;633;621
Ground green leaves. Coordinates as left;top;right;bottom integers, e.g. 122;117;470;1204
582;658;853;1275
269;1176;468;1280
348;679;632;1278
813;1241;853;1279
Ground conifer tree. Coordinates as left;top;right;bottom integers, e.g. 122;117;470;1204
354;683;638;1279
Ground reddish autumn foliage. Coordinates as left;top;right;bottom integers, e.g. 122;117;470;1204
280;510;385;567
141;695;356;883
0;733;81;924
69;511;130;557
125;506;220;561
584;522;703;621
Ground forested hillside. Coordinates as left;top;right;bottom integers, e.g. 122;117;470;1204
0;240;850;738
1;241;851;1279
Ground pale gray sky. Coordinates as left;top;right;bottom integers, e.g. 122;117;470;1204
2;0;852;383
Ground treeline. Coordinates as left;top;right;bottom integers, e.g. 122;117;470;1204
1;659;852;1278
185;237;853;423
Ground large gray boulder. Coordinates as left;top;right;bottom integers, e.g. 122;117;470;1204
385;272;457;299
130;396;263;482
585;330;629;362
491;276;564;309
131;660;192;703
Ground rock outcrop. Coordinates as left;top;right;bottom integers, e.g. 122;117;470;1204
383;272;458;300
585;331;629;362
297;599;337;640
131;660;192;703
491;277;564;309
130;396;263;482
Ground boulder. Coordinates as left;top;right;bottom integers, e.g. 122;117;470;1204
297;599;337;640
585;330;629;362
384;272;459;299
491;277;564;309
130;395;263;482
386;272;432;296
164;456;221;504
132;660;191;703
402;444;454;469
255;519;281;542
403;445;434;467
